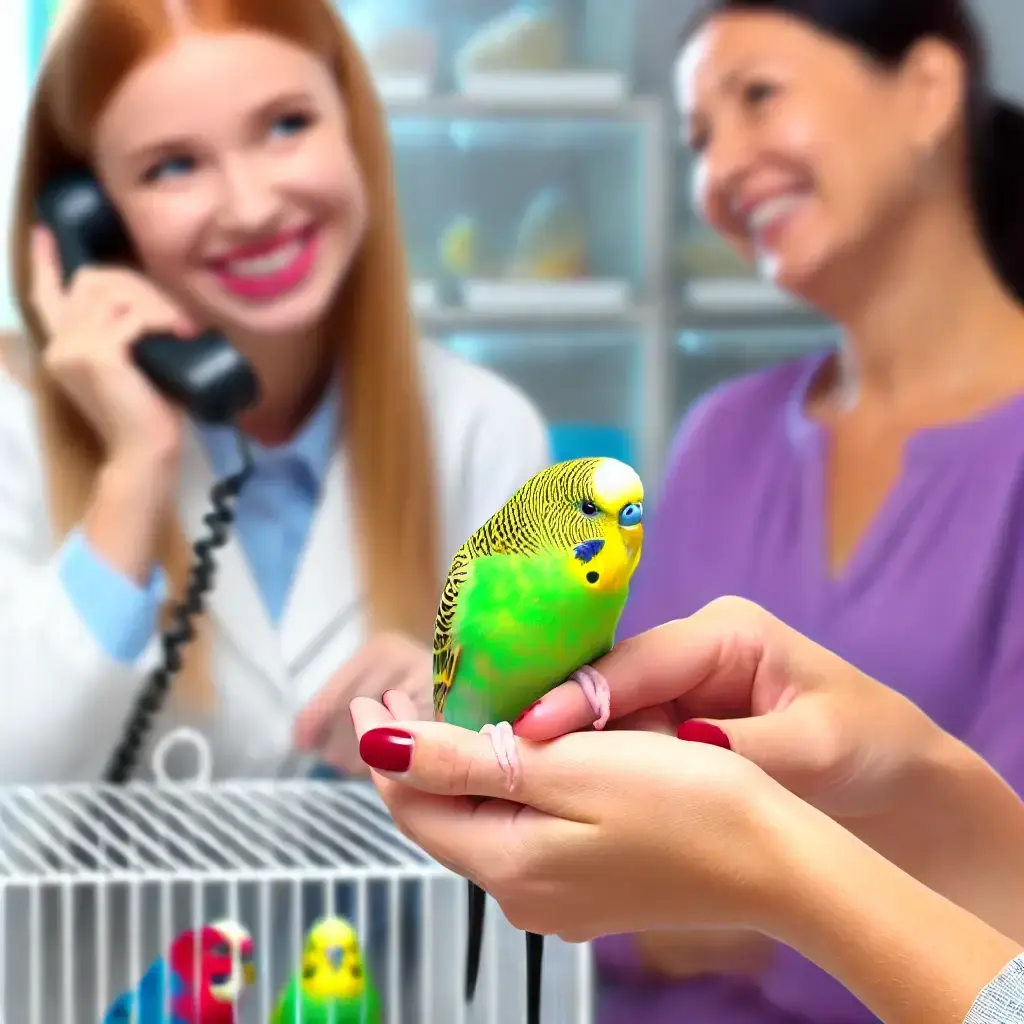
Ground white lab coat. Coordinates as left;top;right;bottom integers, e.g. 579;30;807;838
0;338;550;784
0;339;552;1023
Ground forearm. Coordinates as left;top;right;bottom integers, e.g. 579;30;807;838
764;795;1022;1024
850;727;1024;945
634;927;773;979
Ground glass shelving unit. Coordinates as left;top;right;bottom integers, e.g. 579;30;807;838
338;0;672;487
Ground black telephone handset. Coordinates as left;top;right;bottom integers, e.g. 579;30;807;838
36;170;260;423
36;171;259;784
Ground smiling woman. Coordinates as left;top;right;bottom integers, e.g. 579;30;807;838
0;0;550;1018
591;2;1024;1024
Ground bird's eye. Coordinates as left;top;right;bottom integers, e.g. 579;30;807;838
618;502;643;527
210;943;230;956
302;964;316;979
580;500;598;517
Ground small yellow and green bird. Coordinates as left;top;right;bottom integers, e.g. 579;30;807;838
271;917;381;1024
432;456;644;1024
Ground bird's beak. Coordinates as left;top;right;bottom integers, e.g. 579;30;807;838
244;962;256;984
622;523;643;557
326;946;344;970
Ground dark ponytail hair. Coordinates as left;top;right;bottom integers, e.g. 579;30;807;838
681;0;1024;303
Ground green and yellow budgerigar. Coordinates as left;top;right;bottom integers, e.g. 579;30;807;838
271;917;381;1024
432;456;644;1024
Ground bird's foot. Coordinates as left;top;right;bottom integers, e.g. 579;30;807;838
481;721;520;791
569;664;611;730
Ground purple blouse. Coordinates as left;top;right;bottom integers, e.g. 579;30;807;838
596;352;1024;1023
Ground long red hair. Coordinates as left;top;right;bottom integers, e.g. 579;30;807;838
10;0;441;705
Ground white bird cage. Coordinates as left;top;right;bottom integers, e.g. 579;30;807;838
0;781;594;1023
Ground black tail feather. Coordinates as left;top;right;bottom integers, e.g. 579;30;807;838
465;879;487;1002
526;931;544;1024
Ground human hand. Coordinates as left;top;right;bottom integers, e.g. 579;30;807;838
30;225;188;466
515;595;944;821
294;632;433;776
348;691;806;942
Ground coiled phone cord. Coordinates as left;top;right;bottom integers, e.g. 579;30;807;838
103;430;255;784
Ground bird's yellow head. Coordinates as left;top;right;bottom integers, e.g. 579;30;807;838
565;457;643;594
299;916;367;1000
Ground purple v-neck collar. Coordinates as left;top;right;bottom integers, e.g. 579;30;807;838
783;350;1024;593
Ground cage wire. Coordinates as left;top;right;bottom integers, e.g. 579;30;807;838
0;780;593;1023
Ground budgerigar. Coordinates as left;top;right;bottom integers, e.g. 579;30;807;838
102;921;254;1023
271;916;382;1024
432;456;644;1024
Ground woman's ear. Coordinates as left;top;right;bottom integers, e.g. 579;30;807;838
898;37;968;152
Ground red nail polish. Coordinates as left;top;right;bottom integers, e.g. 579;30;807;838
359;727;413;773
677;720;732;750
514;700;543;727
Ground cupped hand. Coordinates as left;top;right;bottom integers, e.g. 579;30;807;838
294;631;433;776
349;691;798;943
515;596;943;820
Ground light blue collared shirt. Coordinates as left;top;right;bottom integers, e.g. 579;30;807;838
57;386;338;664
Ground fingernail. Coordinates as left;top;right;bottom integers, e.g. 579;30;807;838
677;720;732;750
513;700;543;728
359;727;413;773
382;690;397;712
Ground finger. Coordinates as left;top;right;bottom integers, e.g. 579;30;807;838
128;288;196;337
350;699;587;819
679;695;842;794
29;226;65;334
607;706;675;734
383;689;420;719
515;600;770;740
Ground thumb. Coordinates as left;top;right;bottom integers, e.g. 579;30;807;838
678;697;838;792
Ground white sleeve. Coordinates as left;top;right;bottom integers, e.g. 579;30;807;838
0;372;150;782
964;954;1024;1022
458;382;552;542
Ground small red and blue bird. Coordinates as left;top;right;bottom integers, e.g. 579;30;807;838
102;919;255;1023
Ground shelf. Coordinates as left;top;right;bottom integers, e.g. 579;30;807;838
677;326;837;359
384;94;645;118
455;70;628;105
682;279;800;312
376;73;435;103
459;277;631;314
413;294;653;329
